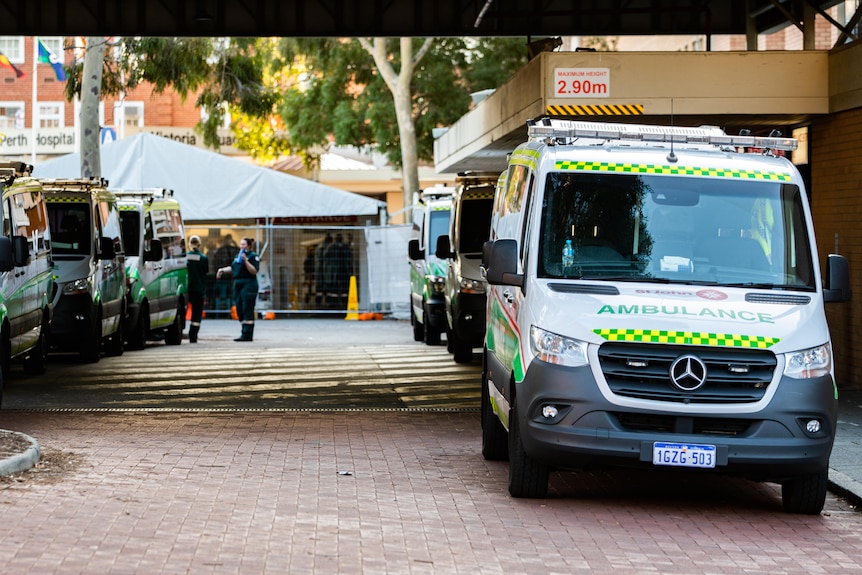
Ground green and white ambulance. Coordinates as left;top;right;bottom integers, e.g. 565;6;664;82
482;120;851;514
116;189;187;349
408;186;453;345
0;162;55;391
435;172;500;363
44;178;127;362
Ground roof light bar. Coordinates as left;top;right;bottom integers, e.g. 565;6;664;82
527;120;798;151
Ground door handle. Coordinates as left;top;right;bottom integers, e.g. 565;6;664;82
502;289;514;303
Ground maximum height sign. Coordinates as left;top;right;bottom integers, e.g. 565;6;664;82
554;68;610;98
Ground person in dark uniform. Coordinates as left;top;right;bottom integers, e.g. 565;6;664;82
216;236;259;341
186;235;209;343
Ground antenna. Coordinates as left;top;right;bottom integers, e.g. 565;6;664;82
666;99;678;163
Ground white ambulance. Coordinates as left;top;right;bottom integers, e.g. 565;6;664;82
115;189;188;349
407;186;453;345
482;120;851;514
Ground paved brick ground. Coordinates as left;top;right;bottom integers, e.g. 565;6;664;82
1;410;861;575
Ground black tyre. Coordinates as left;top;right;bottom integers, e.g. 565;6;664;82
451;330;473;363
22;314;49;375
80;315;101;363
411;307;423;342
104;315;125;357
126;304;149;351
423;310;441;346
164;302;184;345
481;351;508;461
508;398;549;498
782;468;828;514
0;327;10;379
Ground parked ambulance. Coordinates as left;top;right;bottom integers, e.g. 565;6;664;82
115;189;188;349
44;178;127;362
435;171;500;363
482;119;851;514
408;186;453;345
0;162;55;391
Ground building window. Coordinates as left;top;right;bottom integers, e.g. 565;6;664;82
38;102;64;128
114;101;144;128
0;37;24;63
0;102;25;129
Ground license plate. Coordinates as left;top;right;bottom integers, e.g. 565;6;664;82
653;442;716;468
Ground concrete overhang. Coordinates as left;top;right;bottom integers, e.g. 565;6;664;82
434;50;831;174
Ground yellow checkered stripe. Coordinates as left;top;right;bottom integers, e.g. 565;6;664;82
431;206;450;211
594;328;780;349
556;161;792;181
118;204;137;211
464;191;495;200
45;196;87;203
547;104;644;116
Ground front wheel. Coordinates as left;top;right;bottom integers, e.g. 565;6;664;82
23;314;49;374
508;399;549;498
411;305;423;342
103;314;124;357
126;304;149;351
80;313;101;363
782;468;828;514
423;309;441;346
481;351;508;461
451;330;473;363
164;301;184;345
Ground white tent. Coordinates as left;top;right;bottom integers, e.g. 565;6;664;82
34;133;386;222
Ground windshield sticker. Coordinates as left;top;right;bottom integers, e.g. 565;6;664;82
594;328;779;348
634;289;729;300
597;304;774;323
555;161;793;181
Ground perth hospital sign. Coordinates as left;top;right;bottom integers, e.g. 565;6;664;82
0;127;240;157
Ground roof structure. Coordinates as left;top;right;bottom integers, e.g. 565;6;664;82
33;133;385;222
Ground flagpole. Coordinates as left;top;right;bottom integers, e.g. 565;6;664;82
31;37;38;164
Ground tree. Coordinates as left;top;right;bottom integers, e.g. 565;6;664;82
276;37;527;208
65;37;279;152
79;37;107;178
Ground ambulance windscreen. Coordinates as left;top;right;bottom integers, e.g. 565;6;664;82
537;172;815;290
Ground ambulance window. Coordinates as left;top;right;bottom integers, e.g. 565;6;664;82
428;208;450;254
519;172;535;262
96;200;124;257
2;199;11;238
458;196;493;254
119;210;141;257
46;202;90;255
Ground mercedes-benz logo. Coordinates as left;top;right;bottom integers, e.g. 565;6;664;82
669;355;708;391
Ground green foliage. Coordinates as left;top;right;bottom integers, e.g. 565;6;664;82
275;36;527;167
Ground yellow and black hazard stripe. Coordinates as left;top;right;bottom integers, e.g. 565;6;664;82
546;104;644;116
463;190;495;200
594;328;780;349
44;195;88;203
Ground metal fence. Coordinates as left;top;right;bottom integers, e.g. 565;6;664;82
184;223;411;319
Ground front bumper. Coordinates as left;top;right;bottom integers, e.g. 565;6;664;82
515;360;837;482
450;292;486;346
423;295;448;330
51;293;95;348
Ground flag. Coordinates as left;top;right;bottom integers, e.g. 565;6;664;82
0;50;24;78
37;39;65;81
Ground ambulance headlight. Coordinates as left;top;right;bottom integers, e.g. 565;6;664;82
459;278;486;294
530;326;588;367
62;278;92;295
429;276;446;295
784;343;832;379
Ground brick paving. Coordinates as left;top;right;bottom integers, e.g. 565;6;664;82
1;409;861;575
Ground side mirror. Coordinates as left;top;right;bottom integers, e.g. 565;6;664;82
99;236;116;260
823;253;851;303
143;238;163;262
486;239;524;287
408;238;424;261
0;236;14;273
435;235;455;260
11;235;29;267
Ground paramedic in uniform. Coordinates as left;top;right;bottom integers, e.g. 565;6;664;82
216;237;259;341
186;235;209;343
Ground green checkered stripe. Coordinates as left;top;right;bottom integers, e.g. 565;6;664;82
594;328;780;348
556;161;792;181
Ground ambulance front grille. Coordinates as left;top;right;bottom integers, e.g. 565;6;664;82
597;343;777;404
